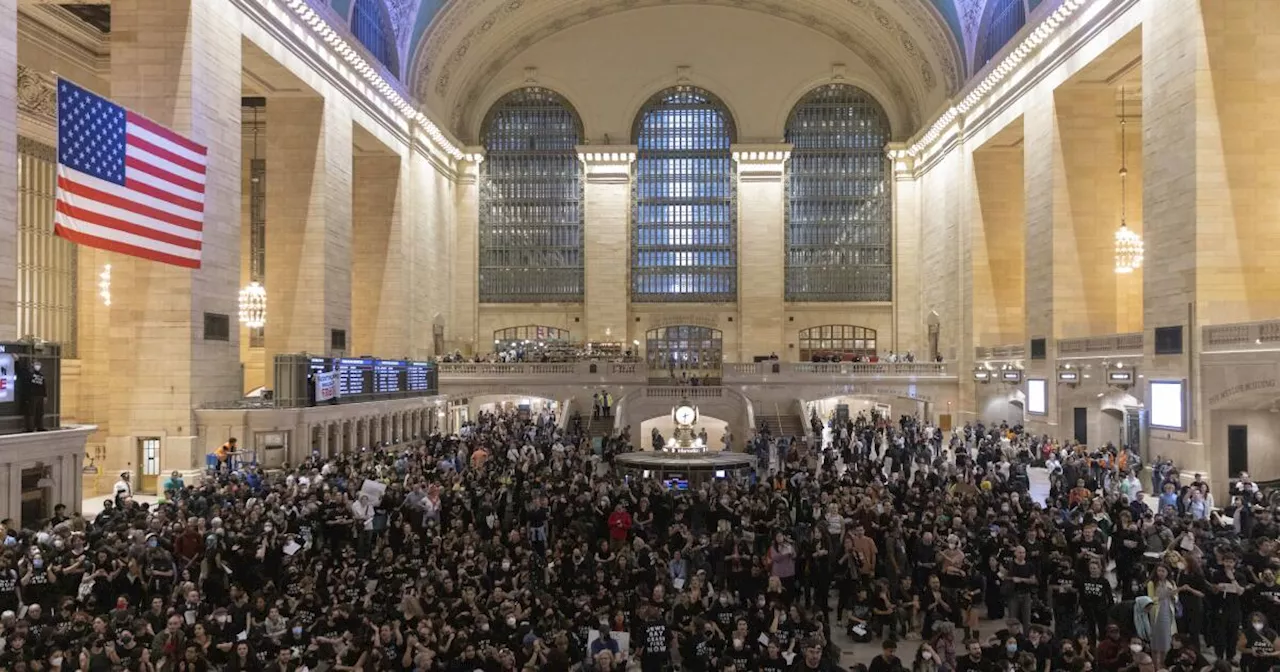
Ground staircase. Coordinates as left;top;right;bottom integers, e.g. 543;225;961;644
757;404;805;440
585;414;616;440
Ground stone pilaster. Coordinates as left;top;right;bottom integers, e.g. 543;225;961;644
352;152;409;357
0;0;15;340
733;145;789;362
889;146;923;356
408;147;453;358
1022;92;1060;434
450;151;482;355
264;96;352;363
579;147;635;343
106;0;242;472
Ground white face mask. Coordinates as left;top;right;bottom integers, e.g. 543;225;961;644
923;652;933;661
1129;644;1143;652
51;658;62;667
1255;623;1266;632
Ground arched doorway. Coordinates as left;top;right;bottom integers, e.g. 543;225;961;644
492;325;572;360
646;325;723;383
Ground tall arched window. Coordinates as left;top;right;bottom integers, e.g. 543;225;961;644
351;0;399;77
479;88;585;303
797;325;878;361
976;0;1027;68
784;84;892;302
632;86;737;302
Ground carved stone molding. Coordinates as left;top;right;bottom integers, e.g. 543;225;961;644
16;65;57;124
18;136;57;164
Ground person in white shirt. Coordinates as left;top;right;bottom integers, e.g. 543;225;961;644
112;472;132;505
1120;472;1143;503
351;493;376;552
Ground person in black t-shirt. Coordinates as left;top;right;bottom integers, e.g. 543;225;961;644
1078;560;1113;644
637;604;671;672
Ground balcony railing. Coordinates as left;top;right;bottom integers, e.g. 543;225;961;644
437;362;643;378
722;361;951;379
646;386;724;398
1057;332;1144;357
1203;320;1280;351
974;344;1026;360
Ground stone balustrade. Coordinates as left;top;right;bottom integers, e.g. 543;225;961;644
722;361;951;380
974;344;1027;360
1057;332;1144;357
1203;320;1280;351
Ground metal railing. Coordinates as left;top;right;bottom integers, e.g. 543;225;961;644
1203;320;1280;350
646;386;724;399
974;344;1026;360
723;361;950;377
1057;332;1144;356
437;362;640;376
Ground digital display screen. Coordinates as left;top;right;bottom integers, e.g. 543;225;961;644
374;360;405;394
1027;379;1047;415
336;358;372;397
406;362;434;392
1150;381;1186;431
1058;370;1079;382
1108;370;1133;383
1002;370;1023;383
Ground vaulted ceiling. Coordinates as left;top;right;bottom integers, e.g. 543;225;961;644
324;0;1049;136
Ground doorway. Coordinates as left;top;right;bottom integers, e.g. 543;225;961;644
137;437;160;494
1073;407;1088;445
1228;425;1248;478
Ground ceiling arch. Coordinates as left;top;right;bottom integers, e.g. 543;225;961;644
402;0;966;139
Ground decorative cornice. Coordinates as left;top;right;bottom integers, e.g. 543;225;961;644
16;65;57;124
18;136;57;164
577;145;636;184
732;143;791;181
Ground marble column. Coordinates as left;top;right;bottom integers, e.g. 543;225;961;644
264;95;353;364
0;0;15;340
1021;91;1062;435
106;0;243;470
352;152;410;356
579;148;636;342
450;152;482;354
733;145;789;362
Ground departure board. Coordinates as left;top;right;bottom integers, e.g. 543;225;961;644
374;360;405;393
336;358;373;397
406;362;434;391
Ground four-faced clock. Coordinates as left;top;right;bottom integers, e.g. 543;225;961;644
674;403;697;426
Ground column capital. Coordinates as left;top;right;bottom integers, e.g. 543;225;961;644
732;143;791;181
577;145;636;183
886;141;916;180
457;145;484;184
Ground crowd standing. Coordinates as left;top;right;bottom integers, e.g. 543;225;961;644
0;405;1274;672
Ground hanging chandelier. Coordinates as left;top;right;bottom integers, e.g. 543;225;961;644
98;264;111;306
1115;87;1143;273
238;281;267;329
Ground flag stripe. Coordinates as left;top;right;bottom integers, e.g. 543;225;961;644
57;172;202;230
126;113;207;157
126;142;207;185
126;169;205;208
55;220;202;268
125;176;205;214
125;155;205;195
125;134;207;175
56;201;202;250
56;188;203;242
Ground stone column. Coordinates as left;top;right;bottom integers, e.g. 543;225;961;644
579;148;636;342
264;95;352;364
0;0;15;340
1022;91;1062;435
733;146;789;362
450;151;482;354
352;152;409;356
106;0;242;470
889;146;923;356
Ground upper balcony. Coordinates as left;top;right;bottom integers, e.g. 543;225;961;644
722;361;953;383
1202;320;1280;354
435;361;954;387
437;362;648;385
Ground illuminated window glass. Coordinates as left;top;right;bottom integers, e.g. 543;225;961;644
646;326;723;373
632;87;736;302
798;325;878;361
17;138;77;356
976;0;1027;68
479;88;585;303
352;0;399;77
784;85;892;302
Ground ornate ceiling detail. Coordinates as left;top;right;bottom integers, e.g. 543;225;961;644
16;65;57;124
957;0;984;56
385;0;423;62
410;0;963;137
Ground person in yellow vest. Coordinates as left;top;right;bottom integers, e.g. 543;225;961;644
215;437;237;473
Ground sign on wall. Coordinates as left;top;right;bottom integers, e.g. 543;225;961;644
0;353;14;404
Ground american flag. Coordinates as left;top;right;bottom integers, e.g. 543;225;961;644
54;78;207;269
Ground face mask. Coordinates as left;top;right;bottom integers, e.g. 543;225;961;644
147;539;158;548
506;617;516;627
501;561;511;571
1006;645;1018;654
923;652;933;661
719;597;730;605
264;525;273;533
1129;644;1143;652
1255;623;1265;632
733;639;744;648
33;559;43;569
480;623;490;631
51;657;62;666
948;542;959;550
292;627;303;636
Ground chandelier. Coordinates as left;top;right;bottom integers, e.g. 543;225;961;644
98;264;111;306
1115;87;1143;273
238;281;267;329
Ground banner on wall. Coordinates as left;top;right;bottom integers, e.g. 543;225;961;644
315;371;339;403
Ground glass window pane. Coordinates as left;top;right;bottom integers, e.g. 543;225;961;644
632;87;736;302
784;85;892;302
480;88;585;303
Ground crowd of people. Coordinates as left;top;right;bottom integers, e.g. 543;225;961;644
0;404;1273;672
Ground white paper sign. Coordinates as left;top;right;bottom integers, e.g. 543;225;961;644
757;633;771;646
852;624;867;637
283;540;301;556
784;652;796;665
315;371;339;402
359;480;386;506
586;630;629;659
672;578;685;591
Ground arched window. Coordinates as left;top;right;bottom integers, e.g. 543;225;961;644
784;84;892;302
976;0;1027;68
351;0;399;77
645;326;724;374
479;88;585;303
632;86;737;302
797;325;878;361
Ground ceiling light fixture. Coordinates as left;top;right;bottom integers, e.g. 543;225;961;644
1114;87;1143;273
